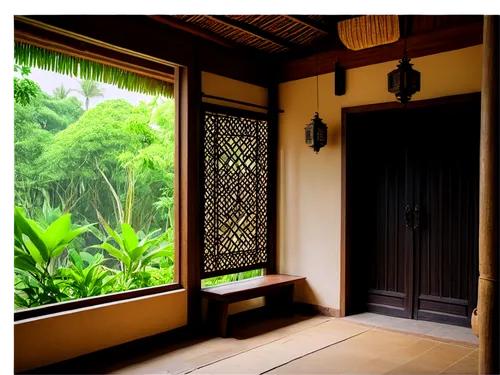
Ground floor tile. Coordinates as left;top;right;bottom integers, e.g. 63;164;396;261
440;352;478;375
386;342;474;374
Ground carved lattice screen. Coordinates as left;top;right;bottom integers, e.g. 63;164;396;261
202;104;269;278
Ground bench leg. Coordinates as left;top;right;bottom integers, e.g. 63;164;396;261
265;284;295;317
207;300;229;338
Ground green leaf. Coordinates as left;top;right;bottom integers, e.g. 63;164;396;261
96;212;123;249
43;214;71;252
80;252;96;266
89;244;130;268
138;228;162;246
129;243;154;263
121;223;138;255
63;223;94;244
84;265;100;286
101;273;121;291
51;244;68;259
21;234;44;266
14;293;29;308
15;246;36;265
69;249;84;272
14;207;49;261
26;219;45;237
69;269;84;284
141;243;174;267
15;256;41;276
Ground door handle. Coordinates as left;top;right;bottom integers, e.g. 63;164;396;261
405;205;412;227
414;205;420;229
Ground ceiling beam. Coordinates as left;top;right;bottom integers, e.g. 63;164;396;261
147;15;236;49
205;15;294;51
281;20;483;82
283;15;330;34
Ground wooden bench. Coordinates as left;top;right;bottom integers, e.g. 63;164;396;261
202;274;306;337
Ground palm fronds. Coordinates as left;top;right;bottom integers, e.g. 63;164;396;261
14;42;174;98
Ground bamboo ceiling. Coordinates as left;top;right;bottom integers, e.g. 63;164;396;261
170;15;332;53
150;15;483;57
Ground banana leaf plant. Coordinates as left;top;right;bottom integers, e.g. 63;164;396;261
14;206;92;308
89;211;174;289
58;250;121;299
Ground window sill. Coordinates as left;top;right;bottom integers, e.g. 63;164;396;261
15;283;183;323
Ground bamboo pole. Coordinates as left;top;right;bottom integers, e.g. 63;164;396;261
476;15;499;375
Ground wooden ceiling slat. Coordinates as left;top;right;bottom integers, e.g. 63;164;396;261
205;15;294;51
283;15;330;34
148;15;236;49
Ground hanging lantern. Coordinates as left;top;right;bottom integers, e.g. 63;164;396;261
388;42;421;107
305;112;328;153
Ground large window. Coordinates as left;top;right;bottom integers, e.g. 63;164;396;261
201;104;269;282
14;43;177;317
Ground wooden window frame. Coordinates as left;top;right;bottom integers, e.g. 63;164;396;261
13;24;186;322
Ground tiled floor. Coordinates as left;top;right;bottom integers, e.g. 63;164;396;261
343;313;479;346
29;312;479;375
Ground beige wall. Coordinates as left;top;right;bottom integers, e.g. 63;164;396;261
201;72;268;316
15;289;187;373
277;45;483;312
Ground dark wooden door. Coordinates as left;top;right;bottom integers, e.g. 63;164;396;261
346;96;480;327
411;101;480;327
347;108;415;318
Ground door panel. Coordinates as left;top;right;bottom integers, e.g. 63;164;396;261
412;102;480;327
346;96;480;326
368;126;411;318
347;110;413;318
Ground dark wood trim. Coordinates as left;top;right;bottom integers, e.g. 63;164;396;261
340;107;348;317
202;102;269;121
202;93;275;112
174;67;181;284
179;48;203;330
417;310;471;327
344;92;482;114
281;21;483;82
14;15;183;68
283;15;330;35
340;92;482;318
147;15;236;49
14;283;183;322
17;15;273;88
14;21;175;82
266;70;279;275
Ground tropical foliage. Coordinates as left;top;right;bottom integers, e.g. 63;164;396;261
74;79;104;110
52;83;70;99
14;64;260;311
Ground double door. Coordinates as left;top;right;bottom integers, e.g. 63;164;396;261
347;97;480;327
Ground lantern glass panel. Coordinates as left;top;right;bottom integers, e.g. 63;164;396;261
305;124;314;146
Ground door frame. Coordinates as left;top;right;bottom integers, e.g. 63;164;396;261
340;92;481;317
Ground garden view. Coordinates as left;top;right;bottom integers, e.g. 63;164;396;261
14;63;176;310
14;49;262;312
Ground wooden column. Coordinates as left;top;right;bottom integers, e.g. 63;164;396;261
476;15;499;375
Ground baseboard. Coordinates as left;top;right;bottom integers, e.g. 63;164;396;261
294;302;341;317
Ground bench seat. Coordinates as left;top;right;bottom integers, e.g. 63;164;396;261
202;274;306;337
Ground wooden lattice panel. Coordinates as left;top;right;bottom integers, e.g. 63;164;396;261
202;105;269;277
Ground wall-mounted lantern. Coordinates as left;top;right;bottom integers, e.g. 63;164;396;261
388;41;421;107
305;56;328;153
305;112;328;153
